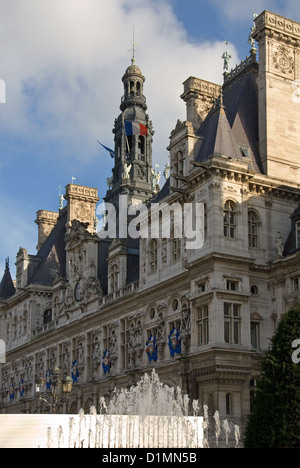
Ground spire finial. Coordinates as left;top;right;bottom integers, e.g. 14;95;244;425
5;257;9;271
130;26;139;64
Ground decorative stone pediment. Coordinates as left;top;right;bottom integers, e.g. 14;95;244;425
65;220;91;250
250;311;263;321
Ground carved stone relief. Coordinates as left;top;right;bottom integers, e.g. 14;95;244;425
273;44;294;75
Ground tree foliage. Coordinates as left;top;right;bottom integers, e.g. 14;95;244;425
244;307;300;448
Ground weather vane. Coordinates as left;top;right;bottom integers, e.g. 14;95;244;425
129;26;139;64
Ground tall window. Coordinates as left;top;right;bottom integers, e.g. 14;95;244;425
296;221;300;249
226;393;232;415
110;263;119;292
224;303;240;344
171;227;181;262
251;321;260;348
293;277;300;291
149;239;158;273
203;203;208;240
138;136;145;160
43;309;52;326
172;151;184;187
224;201;237;238
196;305;209;346
248;211;259;247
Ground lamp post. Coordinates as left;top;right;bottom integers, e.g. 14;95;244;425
35;364;72;414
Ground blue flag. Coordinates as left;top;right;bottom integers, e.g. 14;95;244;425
97;141;115;159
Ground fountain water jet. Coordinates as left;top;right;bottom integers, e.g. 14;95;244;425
46;370;203;448
44;370;241;448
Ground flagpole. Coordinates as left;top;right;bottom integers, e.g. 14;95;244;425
123;118;131;156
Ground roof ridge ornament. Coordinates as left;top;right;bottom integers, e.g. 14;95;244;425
222;41;232;74
248;13;258;51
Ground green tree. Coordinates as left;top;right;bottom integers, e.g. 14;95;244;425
244;307;300;448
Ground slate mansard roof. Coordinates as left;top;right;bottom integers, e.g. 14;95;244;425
28;209;67;286
195;58;261;172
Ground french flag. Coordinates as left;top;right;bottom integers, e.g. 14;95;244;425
125;120;148;136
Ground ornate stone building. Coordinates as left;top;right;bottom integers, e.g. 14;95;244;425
1;11;300;430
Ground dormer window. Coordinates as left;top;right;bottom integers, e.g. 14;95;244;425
43;309;52;325
172;151;184;187
226;280;238;291
239;146;250;158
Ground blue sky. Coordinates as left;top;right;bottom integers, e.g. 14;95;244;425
0;0;299;279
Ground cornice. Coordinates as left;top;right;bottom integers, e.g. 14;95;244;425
253;10;300;44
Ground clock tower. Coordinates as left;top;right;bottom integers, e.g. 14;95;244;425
105;56;155;207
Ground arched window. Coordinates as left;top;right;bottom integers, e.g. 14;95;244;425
130;80;135;97
149;239;158;273
138;136;145;157
43;309;52;325
224;200;237;238
248;210;259;247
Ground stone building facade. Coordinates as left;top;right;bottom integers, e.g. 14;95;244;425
1;11;300;429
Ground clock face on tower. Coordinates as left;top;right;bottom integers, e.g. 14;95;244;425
74;282;81;302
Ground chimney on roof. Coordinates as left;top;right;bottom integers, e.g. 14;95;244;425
35;210;59;251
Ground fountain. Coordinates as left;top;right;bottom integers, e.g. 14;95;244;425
47;370;203;448
0;369;241;448
43;370;241;449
